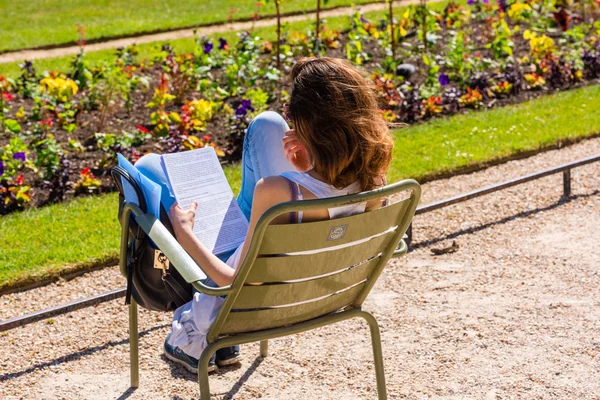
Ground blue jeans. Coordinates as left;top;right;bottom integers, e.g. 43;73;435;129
135;111;295;261
236;111;295;220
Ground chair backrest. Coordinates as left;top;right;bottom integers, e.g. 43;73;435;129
207;179;421;342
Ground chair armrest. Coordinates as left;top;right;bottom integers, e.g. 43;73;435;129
133;211;233;296
391;239;408;258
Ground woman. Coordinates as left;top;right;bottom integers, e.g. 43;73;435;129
136;57;394;374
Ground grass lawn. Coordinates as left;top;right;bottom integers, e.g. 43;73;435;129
0;0;376;53
1;84;599;290
387;85;600;183
0;1;454;77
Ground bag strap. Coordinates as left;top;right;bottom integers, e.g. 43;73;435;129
111;165;148;214
111;165;150;306
111;165;148;240
124;236;146;305
282;176;299;224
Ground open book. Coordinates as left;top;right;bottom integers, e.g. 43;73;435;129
118;148;249;257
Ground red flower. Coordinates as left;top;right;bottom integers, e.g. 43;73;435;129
81;167;92;178
40;118;53;127
15;174;24;185
2;91;13;101
136;125;149;134
130;150;141;163
202;135;212;143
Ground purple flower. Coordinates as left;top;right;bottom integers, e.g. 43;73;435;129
438;73;450;86
235;99;255;117
360;14;369;24
241;99;253;110
203;41;213;54
0;161;4;177
218;38;228;50
496;0;508;11
13;152;26;162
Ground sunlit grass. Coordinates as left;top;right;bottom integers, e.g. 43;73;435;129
1;84;598;289
0;0;377;53
0;1;455;77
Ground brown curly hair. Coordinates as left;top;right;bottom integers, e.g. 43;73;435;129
288;57;393;191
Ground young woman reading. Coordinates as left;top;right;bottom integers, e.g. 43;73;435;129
135;57;394;373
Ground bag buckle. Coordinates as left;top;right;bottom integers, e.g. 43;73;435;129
153;250;169;277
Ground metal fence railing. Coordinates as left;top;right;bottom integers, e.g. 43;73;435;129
1;154;599;333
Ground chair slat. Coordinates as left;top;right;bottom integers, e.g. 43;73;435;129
221;283;365;334
246;230;395;282
234;257;379;309
258;199;410;254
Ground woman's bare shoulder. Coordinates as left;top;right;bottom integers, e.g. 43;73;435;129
254;176;293;205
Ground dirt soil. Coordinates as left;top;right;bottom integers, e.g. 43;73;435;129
1;138;599;399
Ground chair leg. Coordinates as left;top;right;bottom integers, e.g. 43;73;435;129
260;340;268;358
129;300;140;388
359;311;387;400
198;345;216;400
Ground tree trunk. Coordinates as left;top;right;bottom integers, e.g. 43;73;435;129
421;0;427;51
316;0;321;43
276;1;281;69
389;0;395;60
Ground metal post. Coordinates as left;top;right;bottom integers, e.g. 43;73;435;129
563;169;571;198
260;340;269;358
129;300;139;388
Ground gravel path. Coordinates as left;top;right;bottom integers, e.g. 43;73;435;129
0;0;427;64
1;138;599;399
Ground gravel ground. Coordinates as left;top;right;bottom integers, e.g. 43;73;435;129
1;138;599;399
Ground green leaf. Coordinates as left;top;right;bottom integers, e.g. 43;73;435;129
4;119;21;134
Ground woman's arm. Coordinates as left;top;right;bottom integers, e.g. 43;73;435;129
169;176;292;287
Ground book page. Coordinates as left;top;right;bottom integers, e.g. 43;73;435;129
161;147;249;256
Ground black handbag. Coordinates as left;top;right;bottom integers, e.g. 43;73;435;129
111;165;194;312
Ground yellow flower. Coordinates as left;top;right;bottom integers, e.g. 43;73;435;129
15;106;25;119
508;3;532;20
183;99;217;132
39;76;79;102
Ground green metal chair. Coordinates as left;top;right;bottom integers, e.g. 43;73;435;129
118;179;421;399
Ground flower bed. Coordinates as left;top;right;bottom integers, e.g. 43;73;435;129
0;0;599;215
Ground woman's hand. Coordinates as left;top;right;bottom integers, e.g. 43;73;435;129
169;202;197;240
282;129;312;172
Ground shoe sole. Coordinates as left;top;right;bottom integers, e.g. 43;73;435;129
163;349;218;374
216;356;241;367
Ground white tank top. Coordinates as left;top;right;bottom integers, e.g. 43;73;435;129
280;171;367;222
226;172;367;269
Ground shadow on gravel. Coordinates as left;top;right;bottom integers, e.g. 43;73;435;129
116;387;137;400
410;190;599;251
0;323;169;382
166;354;263;400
